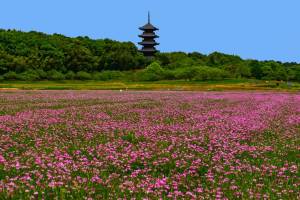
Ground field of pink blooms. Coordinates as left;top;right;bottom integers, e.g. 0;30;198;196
0;91;299;199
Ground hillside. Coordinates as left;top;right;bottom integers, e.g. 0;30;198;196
0;29;299;82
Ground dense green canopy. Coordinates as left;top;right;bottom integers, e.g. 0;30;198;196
0;29;299;81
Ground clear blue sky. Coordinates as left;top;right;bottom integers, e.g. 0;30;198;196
1;0;299;62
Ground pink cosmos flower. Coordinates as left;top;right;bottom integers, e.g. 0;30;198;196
0;155;6;164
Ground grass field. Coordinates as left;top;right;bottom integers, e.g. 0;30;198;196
0;79;299;91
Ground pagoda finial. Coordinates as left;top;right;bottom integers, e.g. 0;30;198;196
148;11;150;24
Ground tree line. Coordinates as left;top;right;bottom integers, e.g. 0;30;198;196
0;29;299;81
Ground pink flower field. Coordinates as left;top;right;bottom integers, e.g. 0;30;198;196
0;91;299;199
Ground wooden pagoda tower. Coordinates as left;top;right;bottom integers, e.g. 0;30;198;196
138;12;159;58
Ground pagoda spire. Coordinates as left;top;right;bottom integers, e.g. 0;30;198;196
148;11;150;24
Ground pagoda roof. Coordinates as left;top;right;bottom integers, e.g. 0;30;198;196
138;41;159;46
140;48;159;52
139;33;159;38
139;23;159;31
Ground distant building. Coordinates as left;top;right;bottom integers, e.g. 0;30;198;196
138;12;159;58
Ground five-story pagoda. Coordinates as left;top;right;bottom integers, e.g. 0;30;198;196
139;12;159;58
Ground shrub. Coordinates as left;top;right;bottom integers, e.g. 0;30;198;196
193;67;210;81
76;71;92;80
65;71;76;80
91;72;102;80
47;70;65;80
138;62;165;81
3;71;18;80
173;66;230;81
173;67;199;80
18;70;40;81
93;71;125;81
193;66;226;81
35;69;47;79
163;70;176;80
121;71;136;81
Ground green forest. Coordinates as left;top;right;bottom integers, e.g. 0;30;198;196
0;29;299;82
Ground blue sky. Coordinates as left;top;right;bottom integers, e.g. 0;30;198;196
1;0;299;62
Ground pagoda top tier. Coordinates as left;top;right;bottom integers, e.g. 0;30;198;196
139;23;159;31
139;12;159;31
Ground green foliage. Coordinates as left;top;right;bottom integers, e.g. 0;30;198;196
0;29;145;75
273;64;287;81
93;71;125;81
235;64;252;78
155;52;299;82
248;60;263;79
65;71;76;80
18;70;40;81
47;70;65;81
35;69;47;79
294;67;300;81
0;29;299;82
194;67;230;81
261;65;274;80
174;67;199;80
207;52;243;67
3;71;18;80
76;71;92;80
144;62;164;74
173;66;229;81
0;50;12;74
162;70;176;80
156;52;198;69
138;62;165;81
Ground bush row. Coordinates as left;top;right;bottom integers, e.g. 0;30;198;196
0;70;125;81
137;62;230;81
0;62;231;82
